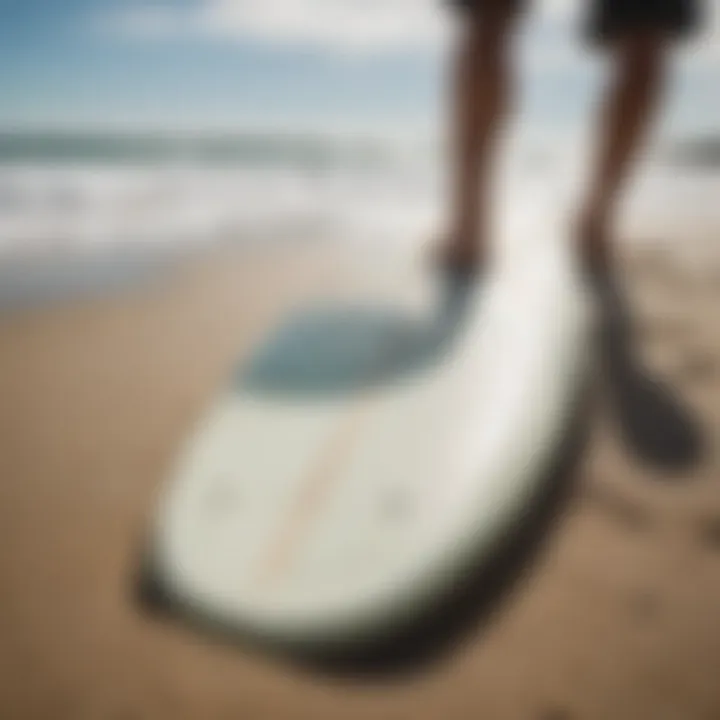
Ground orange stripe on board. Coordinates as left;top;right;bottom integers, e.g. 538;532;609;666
256;399;375;588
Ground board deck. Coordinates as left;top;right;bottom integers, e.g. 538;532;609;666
148;244;594;651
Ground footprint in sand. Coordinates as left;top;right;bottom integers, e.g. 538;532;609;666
629;589;661;621
703;265;720;292
675;349;718;384
538;709;575;720
642;316;693;344
697;516;720;550
584;482;655;532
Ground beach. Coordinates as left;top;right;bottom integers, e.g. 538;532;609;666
0;207;719;719
2;0;719;708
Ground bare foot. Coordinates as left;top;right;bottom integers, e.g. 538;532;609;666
576;209;614;278
433;233;486;276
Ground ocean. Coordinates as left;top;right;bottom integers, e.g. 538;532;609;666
0;128;445;259
0;127;717;263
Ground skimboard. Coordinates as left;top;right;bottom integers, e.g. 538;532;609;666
146;242;594;653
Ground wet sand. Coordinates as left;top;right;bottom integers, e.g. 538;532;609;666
0;234;719;720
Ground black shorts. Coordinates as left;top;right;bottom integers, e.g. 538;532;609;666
451;0;701;45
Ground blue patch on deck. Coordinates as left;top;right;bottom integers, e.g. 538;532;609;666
239;276;478;399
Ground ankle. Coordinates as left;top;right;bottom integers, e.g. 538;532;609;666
576;208;614;274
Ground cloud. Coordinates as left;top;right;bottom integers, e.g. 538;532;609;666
112;0;451;53
109;0;719;72
110;0;583;53
207;0;452;50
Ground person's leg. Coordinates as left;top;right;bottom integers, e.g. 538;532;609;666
442;0;522;272
578;0;700;272
578;31;670;271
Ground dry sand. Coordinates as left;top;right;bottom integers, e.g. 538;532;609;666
0;234;719;720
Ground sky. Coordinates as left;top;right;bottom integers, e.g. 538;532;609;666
0;0;717;135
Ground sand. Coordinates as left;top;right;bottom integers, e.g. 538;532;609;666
0;233;719;720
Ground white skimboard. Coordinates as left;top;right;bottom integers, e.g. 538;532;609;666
148;242;594;651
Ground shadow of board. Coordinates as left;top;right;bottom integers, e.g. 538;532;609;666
136;283;592;681
594;272;705;475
